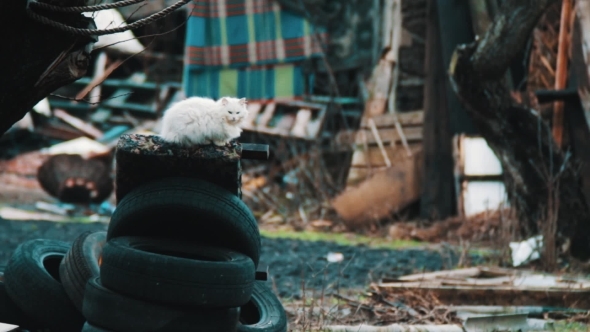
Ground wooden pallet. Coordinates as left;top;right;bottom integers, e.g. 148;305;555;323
337;110;424;186
241;100;328;141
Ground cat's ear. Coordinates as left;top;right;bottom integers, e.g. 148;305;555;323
221;97;229;106
239;98;247;106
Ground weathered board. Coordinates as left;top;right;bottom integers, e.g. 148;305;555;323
350;142;422;168
359;110;424;128
379;267;590;309
337;126;423;146
115;134;242;203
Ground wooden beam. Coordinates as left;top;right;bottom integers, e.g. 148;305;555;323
552;0;573;147
336;126;423;146
240;143;270;160
420;0;456;220
535;88;579;103
436;0;477;135
360;110;424;128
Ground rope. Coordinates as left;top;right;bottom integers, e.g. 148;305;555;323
29;0;148;13
26;0;191;36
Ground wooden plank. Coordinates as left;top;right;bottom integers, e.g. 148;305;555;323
360;110;424;128
240;143;270;160
384;0;402;122
257;102;276;128
396;267;483;281
76;54;122;102
363;60;393;118
367;118;392;166
332;147;423;226
337;126;423;146
376;284;590;309
552;0;574;147
350;143;422;167
85;51;108;104
72;77;160;90
34;121;86;141
53;109;103;139
306;95;361;105
420;0;456;220
275;100;325;110
290;109;312;138
242;103;263;128
382;0;394;49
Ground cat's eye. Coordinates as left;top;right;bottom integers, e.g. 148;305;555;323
228;111;233;114
237;112;240;114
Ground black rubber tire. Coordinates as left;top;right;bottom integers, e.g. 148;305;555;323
0;265;44;330
59;230;106;313
100;236;255;307
238;282;288;332
107;177;261;267
82;322;116;332
4;239;86;332
83;277;240;332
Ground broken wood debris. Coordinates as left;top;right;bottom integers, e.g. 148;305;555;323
378;267;590;309
241;100;328;140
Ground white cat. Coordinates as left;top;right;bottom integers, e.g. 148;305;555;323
159;96;249;146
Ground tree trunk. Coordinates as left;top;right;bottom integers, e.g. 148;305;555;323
448;0;590;259
0;0;96;137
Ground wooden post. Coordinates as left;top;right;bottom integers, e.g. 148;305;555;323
436;0;478;135
420;0;456;220
115;134;243;203
552;0;573;147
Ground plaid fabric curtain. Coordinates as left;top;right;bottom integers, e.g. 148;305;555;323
183;0;326;101
184;0;327;70
184;63;305;102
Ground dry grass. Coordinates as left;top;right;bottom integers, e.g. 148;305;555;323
387;208;518;245
285;285;464;331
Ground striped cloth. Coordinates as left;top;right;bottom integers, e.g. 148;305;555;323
184;0;327;70
183;63;306;102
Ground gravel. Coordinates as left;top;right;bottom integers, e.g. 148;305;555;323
0;218;472;299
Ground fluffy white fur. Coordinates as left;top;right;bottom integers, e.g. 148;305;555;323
159;96;249;146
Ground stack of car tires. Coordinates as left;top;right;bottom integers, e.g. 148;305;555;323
0;177;287;332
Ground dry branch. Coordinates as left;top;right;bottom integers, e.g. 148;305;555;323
448;0;590;259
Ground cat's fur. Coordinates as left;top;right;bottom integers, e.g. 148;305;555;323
159;96;249;146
